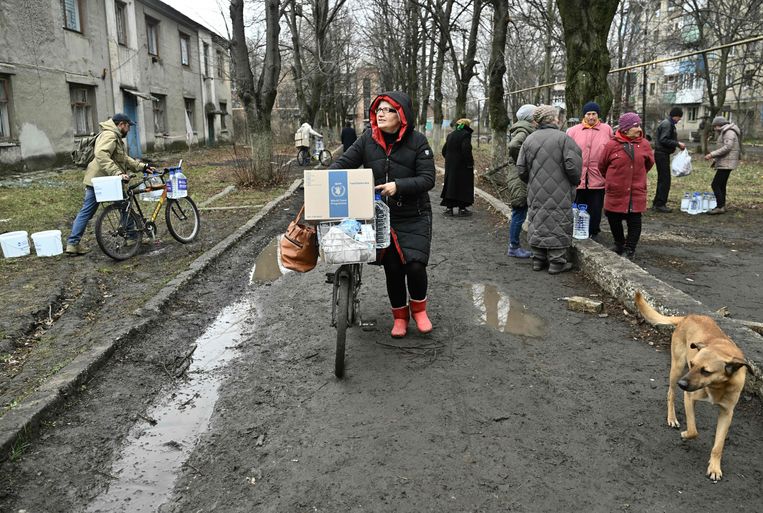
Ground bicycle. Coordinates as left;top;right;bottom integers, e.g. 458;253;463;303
94;168;200;260
297;137;332;167
317;220;378;378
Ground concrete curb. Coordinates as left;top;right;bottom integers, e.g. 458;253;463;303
471;180;763;399
0;178;303;462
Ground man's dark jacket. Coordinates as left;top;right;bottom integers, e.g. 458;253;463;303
654;118;679;154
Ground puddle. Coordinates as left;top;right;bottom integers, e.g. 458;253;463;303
470;283;546;338
249;237;290;284
86;300;255;513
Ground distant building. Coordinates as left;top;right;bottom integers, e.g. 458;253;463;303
0;0;233;173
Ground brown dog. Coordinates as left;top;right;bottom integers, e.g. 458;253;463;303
634;291;752;481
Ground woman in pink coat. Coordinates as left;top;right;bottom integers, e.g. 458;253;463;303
598;112;655;259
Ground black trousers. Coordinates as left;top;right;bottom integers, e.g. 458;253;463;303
606;211;642;251
575;188;605;237
653;151;671;207
711;168;732;208
381;244;428;308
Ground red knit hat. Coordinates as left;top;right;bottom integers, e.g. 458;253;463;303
618;112;641;132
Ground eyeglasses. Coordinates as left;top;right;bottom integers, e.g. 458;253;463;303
375;107;398;115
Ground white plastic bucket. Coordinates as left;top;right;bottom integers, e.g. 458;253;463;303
0;231;31;258
31;230;63;257
92;175;124;202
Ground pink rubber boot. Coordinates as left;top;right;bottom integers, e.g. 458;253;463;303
391;306;409;338
409;298;433;334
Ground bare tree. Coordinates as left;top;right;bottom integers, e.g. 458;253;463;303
556;0;619;118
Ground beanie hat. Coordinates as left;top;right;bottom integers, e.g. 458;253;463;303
618;112;641;132
669;107;684;117
516;104;536;122
712;116;728;126
581;101;601;117
533;105;558;125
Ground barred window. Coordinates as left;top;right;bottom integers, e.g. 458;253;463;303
70;85;96;135
153;94;167;134
146;17;159;56
116;2;127;45
63;0;82;32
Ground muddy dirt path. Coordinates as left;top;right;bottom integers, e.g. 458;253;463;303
1;190;761;512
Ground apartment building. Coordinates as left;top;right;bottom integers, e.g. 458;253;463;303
0;0;232;173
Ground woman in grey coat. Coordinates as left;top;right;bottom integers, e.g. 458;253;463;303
704;116;741;214
517;105;582;274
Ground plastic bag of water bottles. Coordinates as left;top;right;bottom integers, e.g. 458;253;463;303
671;149;692;177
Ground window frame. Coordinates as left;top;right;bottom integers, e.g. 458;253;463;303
203;43;210;77
152;94;168;135
115;1;127;46
146;16;160;57
69;84;97;136
219;101;227;130
184;98;195;131
0;76;13;141
180;33;191;67
216;50;224;78
63;0;83;33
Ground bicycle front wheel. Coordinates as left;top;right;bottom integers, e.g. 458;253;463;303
95;203;142;260
165;197;200;243
319;150;332;166
334;271;351;378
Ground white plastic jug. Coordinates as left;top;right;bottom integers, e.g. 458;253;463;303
31;230;63;257
573;204;590;240
0;231;30;258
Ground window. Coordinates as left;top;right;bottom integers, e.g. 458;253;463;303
185;98;195;130
219;101;227;130
180;33;190;66
688;107;698;121
70;85;96;135
63;0;82;32
649;82;656;95
0;77;12;140
203;43;210;77
217;51;224;78
153;94;167;134
116;2;127;45
146;17;159;56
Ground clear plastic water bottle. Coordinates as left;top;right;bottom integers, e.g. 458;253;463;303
680;192;690;212
573;204;590;240
688;192;701;215
572;202;579;228
166;168;175;198
709;193;717;210
701;192;710;213
374;192;391;249
175;167;188;198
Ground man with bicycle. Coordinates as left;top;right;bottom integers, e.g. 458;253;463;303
294;122;323;159
66;113;152;255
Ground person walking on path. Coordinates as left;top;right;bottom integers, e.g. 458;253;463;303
517;105;582;274
566;101;613;239
340;121;357;152
505;104;536;259
704;116;741;215
65;113;151;255
330;91;436;338
599;112;655;259
651;107;686;213
294;122;323;155
440;118;474;217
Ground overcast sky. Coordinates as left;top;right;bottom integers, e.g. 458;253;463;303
162;0;231;38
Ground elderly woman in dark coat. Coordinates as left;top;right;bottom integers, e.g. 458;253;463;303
517;105;582;274
330;91;436;338
440;118;474;216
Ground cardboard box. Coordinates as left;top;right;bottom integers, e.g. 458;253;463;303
304;168;374;220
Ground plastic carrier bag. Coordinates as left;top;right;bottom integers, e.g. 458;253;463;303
671;149;692;177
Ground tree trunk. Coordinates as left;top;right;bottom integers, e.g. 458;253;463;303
487;0;510;171
556;0;618;119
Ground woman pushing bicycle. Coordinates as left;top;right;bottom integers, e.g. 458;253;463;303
329;91;436;338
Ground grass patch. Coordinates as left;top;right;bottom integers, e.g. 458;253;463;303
654;160;763;208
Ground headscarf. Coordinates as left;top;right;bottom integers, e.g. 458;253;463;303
456;118;471;129
533;105;558;126
516;104;536;122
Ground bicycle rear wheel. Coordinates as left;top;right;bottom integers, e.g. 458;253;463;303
319;149;332;166
165;197;200;243
95;203;142;260
334;270;351;378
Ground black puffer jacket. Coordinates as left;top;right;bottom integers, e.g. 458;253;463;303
330;91;436;264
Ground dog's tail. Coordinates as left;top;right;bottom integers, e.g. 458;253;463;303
634;291;685;326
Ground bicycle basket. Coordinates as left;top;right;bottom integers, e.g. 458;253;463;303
317;220;376;265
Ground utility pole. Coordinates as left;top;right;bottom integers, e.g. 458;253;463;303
641;0;648;128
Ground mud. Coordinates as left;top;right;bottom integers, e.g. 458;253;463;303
1;186;761;512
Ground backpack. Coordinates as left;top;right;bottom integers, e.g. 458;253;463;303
71;131;100;168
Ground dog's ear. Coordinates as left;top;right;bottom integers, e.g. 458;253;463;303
725;359;753;376
690;342;706;350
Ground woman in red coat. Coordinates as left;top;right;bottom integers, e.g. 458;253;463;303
599;112;655;259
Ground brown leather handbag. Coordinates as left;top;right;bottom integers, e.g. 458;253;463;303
279;205;318;272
